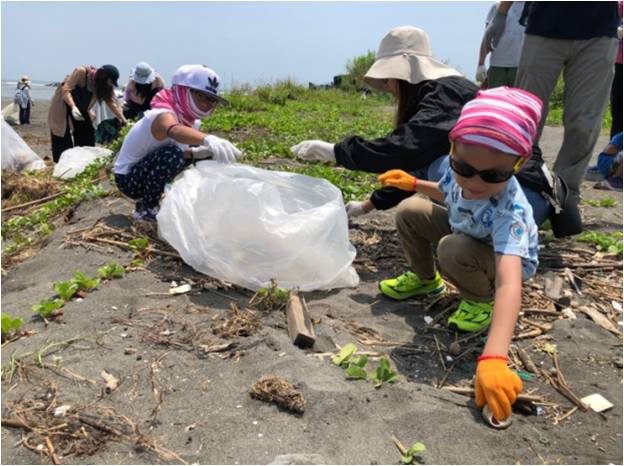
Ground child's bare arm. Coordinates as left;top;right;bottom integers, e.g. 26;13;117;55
482;254;523;357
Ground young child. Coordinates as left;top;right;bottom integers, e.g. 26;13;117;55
378;87;542;422
595;132;623;191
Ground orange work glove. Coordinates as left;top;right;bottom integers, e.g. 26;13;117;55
377;170;418;191
475;357;523;422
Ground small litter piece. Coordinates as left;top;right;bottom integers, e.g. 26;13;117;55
169;284;192;295
250;375;306;414
100;370;120;394
580;393;614;413
53;405;71;417
423;316;433;325
482;405;512;429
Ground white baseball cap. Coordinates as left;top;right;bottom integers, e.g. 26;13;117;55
171;64;228;104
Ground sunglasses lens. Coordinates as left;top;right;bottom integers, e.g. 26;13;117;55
450;158;514;183
450;158;475;178
480;170;514;183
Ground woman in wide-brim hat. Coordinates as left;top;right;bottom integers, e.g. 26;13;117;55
292;26;478;216
48;64;127;162
291;25;555;228
123;62;166;120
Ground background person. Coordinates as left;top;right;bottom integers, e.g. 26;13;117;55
47;64;127;162
476;1;526;87
14;76;34;125
123;62;165;120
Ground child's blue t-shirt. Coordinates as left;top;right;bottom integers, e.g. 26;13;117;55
597;132;623;178
438;168;539;280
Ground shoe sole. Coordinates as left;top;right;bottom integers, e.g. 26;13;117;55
378;283;447;301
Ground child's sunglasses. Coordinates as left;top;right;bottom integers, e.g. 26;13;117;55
449;156;523;184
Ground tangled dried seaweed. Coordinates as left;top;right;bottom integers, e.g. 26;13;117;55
212;303;261;338
1;170;61;206
1;389;187;464
250;375;306;414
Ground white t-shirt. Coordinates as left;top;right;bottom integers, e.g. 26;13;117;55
486;1;526;68
113;108;183;175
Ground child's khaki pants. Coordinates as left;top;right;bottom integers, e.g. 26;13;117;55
395;196;496;302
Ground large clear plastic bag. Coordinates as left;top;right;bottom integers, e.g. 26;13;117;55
53;146;112;179
158;162;360;291
1;103;20;125
1;117;45;171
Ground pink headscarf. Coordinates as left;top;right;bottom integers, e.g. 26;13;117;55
150;85;213;127
449;87;543;158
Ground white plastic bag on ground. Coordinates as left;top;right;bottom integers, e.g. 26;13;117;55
1;117;45;171
1;102;20;125
53;146;112;179
158;162;360;291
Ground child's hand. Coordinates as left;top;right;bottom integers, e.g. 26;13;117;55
475;358;522;422
378;170;418;191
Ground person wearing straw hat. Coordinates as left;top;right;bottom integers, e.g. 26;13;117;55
113;64;241;223
14;76;34;125
377;87;542;424
292;26;478;217
123;62;165;120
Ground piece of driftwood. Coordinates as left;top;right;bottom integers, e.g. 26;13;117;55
286;290;315;348
544;274;565;301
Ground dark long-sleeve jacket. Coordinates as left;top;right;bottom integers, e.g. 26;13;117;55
333;76;479;210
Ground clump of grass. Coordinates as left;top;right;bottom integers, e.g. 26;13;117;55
582;197;617;208
576;231;623;254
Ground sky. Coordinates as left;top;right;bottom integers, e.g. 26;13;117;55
1;1;492;87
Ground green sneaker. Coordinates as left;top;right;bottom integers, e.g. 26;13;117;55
379;271;447;300
447;300;493;332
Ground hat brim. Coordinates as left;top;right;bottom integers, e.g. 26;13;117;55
194;89;229;106
364;54;462;91
133;69;157;85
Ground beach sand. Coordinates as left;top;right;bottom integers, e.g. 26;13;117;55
1;103;622;464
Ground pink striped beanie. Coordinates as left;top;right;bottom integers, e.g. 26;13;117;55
449;86;543;157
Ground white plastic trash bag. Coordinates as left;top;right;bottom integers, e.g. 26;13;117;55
1;102;20;125
1;117;46;171
53;146;112;179
158;162;360;291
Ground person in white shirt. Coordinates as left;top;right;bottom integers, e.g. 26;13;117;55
112;64;241;223
476;2;526;87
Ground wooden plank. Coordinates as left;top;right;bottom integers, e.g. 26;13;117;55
286;290;315;348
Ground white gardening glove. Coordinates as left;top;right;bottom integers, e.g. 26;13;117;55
71;106;85;121
618;27;623;40
203;135;242;164
291;140;335;163
484;11;507;49
190;145;214;160
345;200;374;218
476;65;487;84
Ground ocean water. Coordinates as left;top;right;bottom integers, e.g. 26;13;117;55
1;80;57;101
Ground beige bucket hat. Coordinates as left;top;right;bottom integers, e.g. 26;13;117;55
364;26;462;91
